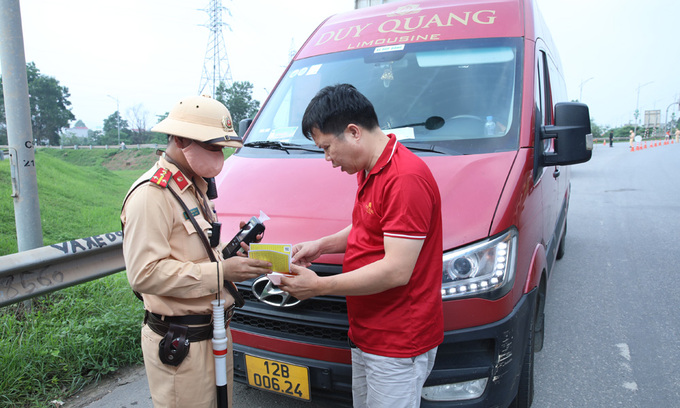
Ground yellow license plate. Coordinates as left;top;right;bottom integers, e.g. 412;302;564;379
245;354;311;401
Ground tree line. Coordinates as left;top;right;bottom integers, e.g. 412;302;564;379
0;62;260;146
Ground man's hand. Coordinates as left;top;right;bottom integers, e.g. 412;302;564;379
291;241;323;267
222;257;271;282
278;264;323;300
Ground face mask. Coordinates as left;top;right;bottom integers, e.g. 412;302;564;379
181;141;224;178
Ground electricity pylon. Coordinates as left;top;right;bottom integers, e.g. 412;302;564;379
198;0;233;97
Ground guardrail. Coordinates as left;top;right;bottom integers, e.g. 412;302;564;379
0;231;125;307
0;144;160;151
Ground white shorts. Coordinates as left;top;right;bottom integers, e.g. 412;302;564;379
351;346;438;408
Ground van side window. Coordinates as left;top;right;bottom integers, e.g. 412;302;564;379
536;50;553;153
541;52;553;125
545;55;567;107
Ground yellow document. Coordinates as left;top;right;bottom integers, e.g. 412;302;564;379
249;243;292;274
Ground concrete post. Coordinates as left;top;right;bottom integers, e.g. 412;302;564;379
1;0;44;251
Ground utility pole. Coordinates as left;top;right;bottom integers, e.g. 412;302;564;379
0;0;44;253
198;0;233;98
579;77;593;102
634;81;653;136
665;101;679;133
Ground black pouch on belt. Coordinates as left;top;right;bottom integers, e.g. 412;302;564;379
158;323;190;366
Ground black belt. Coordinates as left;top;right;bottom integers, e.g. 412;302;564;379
144;306;234;342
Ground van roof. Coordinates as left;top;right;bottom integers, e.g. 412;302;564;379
297;0;526;59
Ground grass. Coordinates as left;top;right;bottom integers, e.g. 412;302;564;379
0;148;158;254
0;275;142;407
0;147;159;407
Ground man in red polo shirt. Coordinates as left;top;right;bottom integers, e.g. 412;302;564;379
279;84;443;408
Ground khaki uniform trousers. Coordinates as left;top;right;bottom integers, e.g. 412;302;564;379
141;324;234;407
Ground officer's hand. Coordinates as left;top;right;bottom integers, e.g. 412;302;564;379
239;220;265;243
291;241;322;267
278;264;322;300
222;257;271;282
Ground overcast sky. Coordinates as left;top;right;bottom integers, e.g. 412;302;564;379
6;0;680;132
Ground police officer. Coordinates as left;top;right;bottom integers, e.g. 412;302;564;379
121;95;272;408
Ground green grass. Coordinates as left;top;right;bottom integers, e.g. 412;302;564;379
1;148;158;254
0;275;142;408
0;147;157;408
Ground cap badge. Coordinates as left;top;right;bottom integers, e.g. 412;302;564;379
222;116;234;132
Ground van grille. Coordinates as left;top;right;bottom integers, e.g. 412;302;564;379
232;264;350;346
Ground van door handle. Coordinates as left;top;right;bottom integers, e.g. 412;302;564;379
553;168;560;179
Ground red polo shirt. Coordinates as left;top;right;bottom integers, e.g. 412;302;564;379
344;134;444;358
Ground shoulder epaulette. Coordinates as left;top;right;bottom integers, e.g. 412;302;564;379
150;167;172;188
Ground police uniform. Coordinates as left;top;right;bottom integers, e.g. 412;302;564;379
121;95;245;408
121;155;234;408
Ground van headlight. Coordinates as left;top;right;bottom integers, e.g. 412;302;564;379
441;228;517;299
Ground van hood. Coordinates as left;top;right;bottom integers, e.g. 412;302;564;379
214;151;516;262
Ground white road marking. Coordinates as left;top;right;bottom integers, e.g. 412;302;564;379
616;343;637;392
616;343;631;361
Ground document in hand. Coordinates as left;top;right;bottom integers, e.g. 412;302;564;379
248;243;292;274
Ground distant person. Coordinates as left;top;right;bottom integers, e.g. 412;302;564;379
675;128;679;143
279;84;444;408
121;95;272;407
629;130;635;148
609;130;614;147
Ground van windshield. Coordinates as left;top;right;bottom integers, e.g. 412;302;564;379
245;38;523;156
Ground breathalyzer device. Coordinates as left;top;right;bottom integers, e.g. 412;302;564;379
222;212;268;259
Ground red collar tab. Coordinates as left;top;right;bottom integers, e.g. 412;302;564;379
150;168;172;188
173;171;189;190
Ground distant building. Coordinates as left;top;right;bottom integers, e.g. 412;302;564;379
61;124;89;140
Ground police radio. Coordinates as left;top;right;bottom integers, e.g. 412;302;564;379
222;211;268;259
205;177;220;247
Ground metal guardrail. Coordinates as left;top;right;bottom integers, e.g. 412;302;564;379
0;144;160;151
0;231;125;307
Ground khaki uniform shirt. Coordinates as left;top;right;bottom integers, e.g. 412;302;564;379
121;155;233;316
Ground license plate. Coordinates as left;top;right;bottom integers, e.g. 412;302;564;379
245;354;311;401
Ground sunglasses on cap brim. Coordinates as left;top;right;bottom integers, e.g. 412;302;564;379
204;135;244;146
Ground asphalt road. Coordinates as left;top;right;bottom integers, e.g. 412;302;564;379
65;141;680;408
532;140;680;408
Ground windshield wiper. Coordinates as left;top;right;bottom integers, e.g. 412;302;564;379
390;116;446;130
400;142;457;155
242;141;322;154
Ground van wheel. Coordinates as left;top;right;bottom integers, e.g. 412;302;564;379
555;221;567;260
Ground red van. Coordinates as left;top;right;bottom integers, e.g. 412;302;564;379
214;0;593;406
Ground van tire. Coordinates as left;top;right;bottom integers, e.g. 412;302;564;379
555;221;567;260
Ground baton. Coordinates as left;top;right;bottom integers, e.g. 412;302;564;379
212;299;229;408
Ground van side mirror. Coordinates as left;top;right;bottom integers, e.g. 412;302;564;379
540;102;593;166
238;118;253;139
